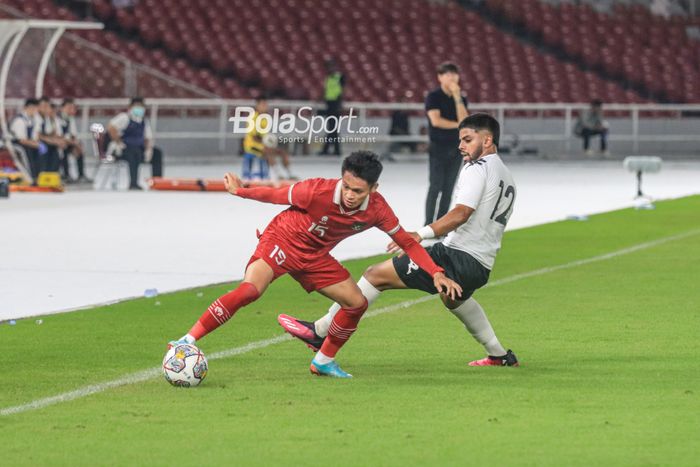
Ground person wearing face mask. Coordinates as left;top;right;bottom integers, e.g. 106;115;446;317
106;97;163;190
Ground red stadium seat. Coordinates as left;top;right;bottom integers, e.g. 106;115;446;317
6;0;697;102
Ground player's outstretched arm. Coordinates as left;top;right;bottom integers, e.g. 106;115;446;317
389;227;462;299
420;204;474;240
223;172;291;205
386;204;474;255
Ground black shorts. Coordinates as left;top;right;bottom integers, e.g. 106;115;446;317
393;242;490;299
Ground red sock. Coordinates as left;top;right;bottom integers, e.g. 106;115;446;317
319;299;368;358
188;282;260;340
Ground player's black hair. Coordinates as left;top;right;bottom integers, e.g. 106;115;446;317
341;151;383;186
130;96;145;106
458;113;500;147
24;98;39;107
437;62;460;75
61;98;74;106
591;99;603;108
38;95;50;104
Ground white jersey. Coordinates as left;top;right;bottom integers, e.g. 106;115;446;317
443;153;515;270
109;112;153;140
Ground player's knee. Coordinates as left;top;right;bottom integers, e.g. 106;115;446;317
363;264;387;289
343;297;368;317
441;294;463;310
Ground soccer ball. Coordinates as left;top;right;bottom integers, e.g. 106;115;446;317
162;343;208;387
262;133;278;148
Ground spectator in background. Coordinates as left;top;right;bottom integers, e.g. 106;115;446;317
575;99;609;156
424;62;469;226
37;96;64;173
319;58;345;156
9;98;42;182
57;98;89;183
242;97;296;182
107;97;163;190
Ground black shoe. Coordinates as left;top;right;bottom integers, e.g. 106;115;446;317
501;349;519;366
129;185;143;190
277;314;325;352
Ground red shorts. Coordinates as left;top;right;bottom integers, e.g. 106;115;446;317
247;235;350;293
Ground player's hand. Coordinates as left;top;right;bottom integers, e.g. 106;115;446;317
223;172;243;195
433;272;462;300
386;231;421;256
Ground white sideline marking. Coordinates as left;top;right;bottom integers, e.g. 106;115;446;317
2;228;699;417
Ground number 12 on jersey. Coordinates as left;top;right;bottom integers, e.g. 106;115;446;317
490;180;515;226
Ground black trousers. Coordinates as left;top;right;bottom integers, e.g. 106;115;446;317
120;146;164;187
582;128;608;151
21;145;40;182
425;141;462;225
45;145;60;172
321;101;342;155
60;144;85;179
23;144;57;181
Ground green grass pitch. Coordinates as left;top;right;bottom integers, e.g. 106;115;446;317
2;195;699;466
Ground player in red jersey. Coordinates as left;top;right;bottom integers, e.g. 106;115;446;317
168;151;462;378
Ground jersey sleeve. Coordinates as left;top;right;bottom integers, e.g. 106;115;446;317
10;118;27;140
425;91;440;111
374;197;401;235
108;113;129;133
453;164;487;210
236;185;292;205
391;228;444;276
69;118;78;138
145;120;154;140
287;178;323;210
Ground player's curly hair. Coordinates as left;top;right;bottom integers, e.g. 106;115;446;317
341;151;383;185
458;113;500;147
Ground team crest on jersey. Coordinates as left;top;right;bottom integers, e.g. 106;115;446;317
351;222;367;231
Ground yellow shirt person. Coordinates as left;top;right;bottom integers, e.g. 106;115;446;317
243;110;270;158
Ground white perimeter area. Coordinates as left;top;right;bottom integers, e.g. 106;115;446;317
1;159;699;320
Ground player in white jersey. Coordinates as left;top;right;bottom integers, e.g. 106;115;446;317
279;113;519;367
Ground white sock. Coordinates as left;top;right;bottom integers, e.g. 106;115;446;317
449;298;506;356
314;276;382;337
313;350;334;365
179;334;195;344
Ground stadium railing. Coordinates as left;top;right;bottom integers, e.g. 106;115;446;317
3;98;700;156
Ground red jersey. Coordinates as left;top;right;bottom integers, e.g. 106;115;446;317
257;178;400;257
236;178;444;278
